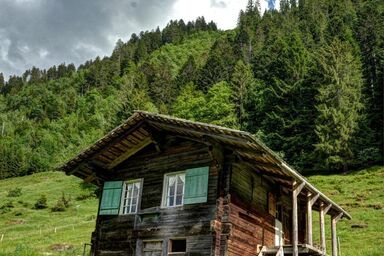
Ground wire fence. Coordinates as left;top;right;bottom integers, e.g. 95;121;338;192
0;219;95;243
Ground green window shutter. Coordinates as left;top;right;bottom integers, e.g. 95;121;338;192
184;166;209;205
99;181;123;215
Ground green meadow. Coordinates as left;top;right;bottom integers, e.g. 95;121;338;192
0;172;97;255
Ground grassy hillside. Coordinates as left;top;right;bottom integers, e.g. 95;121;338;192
0;172;97;255
309;166;384;256
0;166;383;255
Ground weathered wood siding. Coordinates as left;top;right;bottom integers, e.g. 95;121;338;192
92;137;219;256
226;164;275;255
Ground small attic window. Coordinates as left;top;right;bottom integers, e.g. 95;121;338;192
169;239;186;254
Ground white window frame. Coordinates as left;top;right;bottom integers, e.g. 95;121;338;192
120;179;143;214
161;171;186;208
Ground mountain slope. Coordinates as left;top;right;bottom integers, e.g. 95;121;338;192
309;166;384;256
0;172;97;255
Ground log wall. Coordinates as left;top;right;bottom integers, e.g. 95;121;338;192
226;164;276;255
92;138;218;256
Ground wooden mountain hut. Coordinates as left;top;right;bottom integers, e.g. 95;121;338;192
60;111;350;256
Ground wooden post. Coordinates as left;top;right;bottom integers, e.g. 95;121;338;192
319;203;332;255
306;193;319;246
292;182;305;256
331;213;343;256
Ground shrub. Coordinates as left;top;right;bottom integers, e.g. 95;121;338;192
51;200;66;212
51;193;71;212
17;200;30;208
7;187;22;197
0;201;14;214
75;192;97;201
80;181;97;191
34;195;48;209
61;192;71;208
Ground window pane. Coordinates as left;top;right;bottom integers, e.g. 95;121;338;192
169;182;175;197
168;196;174;206
176;195;183;205
133;185;138;197
176;183;183;195
127;185;133;199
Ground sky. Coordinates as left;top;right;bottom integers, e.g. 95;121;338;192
0;0;272;79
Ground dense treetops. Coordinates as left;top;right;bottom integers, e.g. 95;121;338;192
0;1;382;179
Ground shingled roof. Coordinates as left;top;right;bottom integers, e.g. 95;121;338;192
59;110;351;219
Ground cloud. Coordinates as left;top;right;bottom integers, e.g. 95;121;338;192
211;0;227;8
0;0;270;79
0;0;175;78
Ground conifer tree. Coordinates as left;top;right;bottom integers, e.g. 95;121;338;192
0;73;4;93
355;0;384;164
314;39;364;171
175;56;197;89
197;37;235;91
231;60;255;129
256;31;315;170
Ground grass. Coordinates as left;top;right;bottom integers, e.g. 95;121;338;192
309;165;384;256
0;171;98;255
0;166;383;255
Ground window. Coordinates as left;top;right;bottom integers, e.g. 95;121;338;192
168;239;186;255
120;179;142;214
163;172;185;207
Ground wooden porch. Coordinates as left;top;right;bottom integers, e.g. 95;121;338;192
259;244;324;256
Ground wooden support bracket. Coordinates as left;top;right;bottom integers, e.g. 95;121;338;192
293;182;305;197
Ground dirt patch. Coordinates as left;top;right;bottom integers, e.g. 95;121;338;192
351;223;368;228
50;243;74;251
6;219;25;225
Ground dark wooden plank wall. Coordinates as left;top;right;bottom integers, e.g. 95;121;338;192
92;138;219;256
227;163;307;254
226;164;275;255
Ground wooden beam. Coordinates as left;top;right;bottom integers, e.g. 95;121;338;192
293;181;305;196
84;173;96;183
292;182;305;256
239;161;292;182
147;120;249;145
306;193;319;246
331;213;343;256
106;137;152;169
319;203;332;254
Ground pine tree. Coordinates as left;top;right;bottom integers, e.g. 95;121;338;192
314;39;364;171
203;81;239;129
355;0;384;164
255;31;315;170
231;60;255;129
197;37;236;91
172;83;206;121
0;73;4;93
175;56;197;89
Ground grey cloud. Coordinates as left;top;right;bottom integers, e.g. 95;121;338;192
211;0;227;8
0;0;176;79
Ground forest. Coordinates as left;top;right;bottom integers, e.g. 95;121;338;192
0;0;382;179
